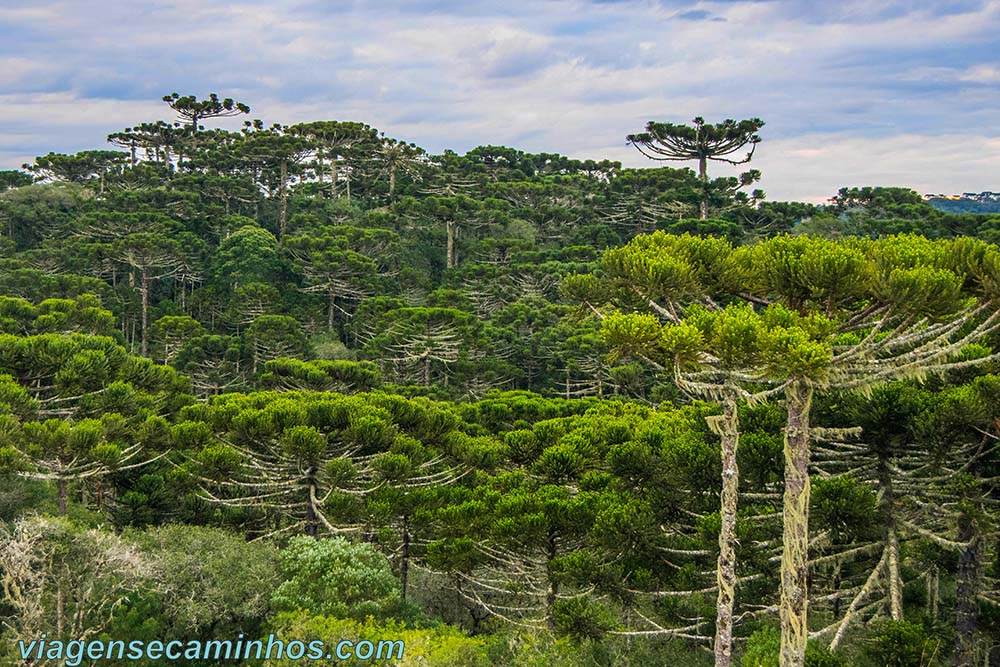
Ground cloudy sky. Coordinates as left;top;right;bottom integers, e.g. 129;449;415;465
1;0;998;202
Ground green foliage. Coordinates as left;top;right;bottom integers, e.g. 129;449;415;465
864;621;941;667
3;101;1000;667
271;536;405;621
129;524;279;637
271;612;488;667
741;627;848;667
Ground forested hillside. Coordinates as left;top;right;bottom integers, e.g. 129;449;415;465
1;95;999;667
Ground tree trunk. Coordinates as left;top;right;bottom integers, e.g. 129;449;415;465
446;220;456;269
140;269;150;357
954;512;982;667
877;458;903;620
713;395;740;667
57;478;68;516
401;514;411;602
545;533;558;631
328;286;336;331
389;166;396;199
305;469;319;538
56;579;65;638
927;565;939;619
279;159;288;239
316;148;324;189
780;380;813;667
698;154;709;220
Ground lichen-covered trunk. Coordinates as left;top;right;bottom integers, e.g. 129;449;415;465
713;396;740;667
780;380;812;667
877;458;903;620
953;512;982;667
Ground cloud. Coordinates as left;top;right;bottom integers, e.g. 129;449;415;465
0;0;998;202
959;63;1000;82
673;9;724;20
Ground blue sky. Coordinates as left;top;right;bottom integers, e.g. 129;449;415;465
1;0;998;201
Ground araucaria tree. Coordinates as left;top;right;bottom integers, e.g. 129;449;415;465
570;232;1000;667
162;93;250;132
627;117;764;220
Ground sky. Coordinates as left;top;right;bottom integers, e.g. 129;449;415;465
1;0;998;202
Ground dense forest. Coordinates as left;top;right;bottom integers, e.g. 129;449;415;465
1;94;999;667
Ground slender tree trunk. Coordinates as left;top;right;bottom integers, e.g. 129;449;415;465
389;166;396;198
698;154;709;220
780;380;813;667
305;469;319;538
57;478;68;516
926;565;939;619
279;159;288;239
94;479;104;513
328;286;336;331
331;158;339;198
954;511;982;667
877;458;903;620
545;533;558;631
832;564;842;618
713;395;740;667
56;579;65;638
401;514;411;602
446;220;456;269
140;269;150;357
316;148;324;189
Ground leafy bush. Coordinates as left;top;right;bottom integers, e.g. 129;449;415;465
864;620;941;667
741;627;847;667
270;611;488;667
272;536;404;621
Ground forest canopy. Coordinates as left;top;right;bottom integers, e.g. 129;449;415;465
1;94;999;667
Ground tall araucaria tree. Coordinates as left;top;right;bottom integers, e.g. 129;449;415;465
237;123;312;239
162;92;250;132
569;232;1000;667
627;117;764;220
563;233;779;667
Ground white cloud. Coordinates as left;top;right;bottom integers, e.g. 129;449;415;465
959;64;1000;82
